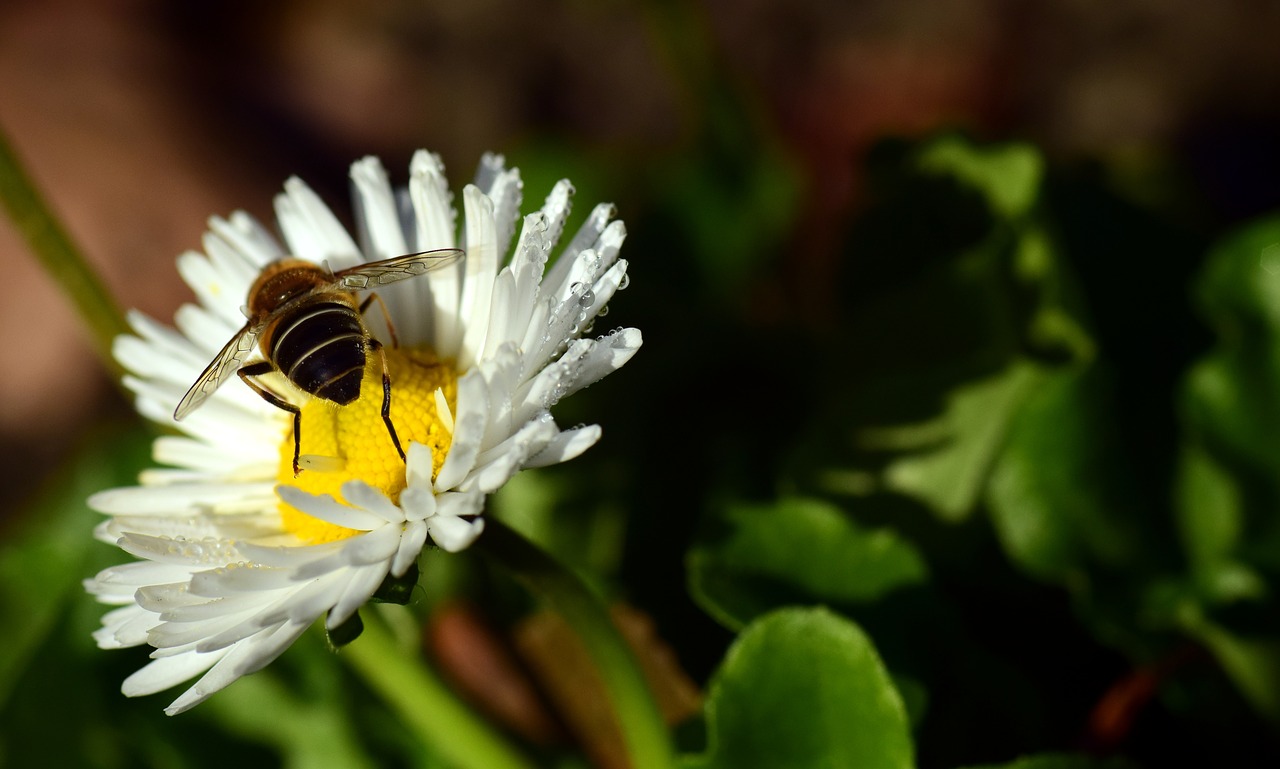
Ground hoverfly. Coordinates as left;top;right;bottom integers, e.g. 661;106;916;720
174;249;463;475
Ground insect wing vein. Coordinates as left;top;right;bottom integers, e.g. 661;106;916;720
336;249;463;290
173;322;262;420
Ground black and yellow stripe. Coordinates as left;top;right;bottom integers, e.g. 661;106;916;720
269;300;367;405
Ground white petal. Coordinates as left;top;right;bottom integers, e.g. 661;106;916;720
189;565;304;596
207;213;282;268
123;649;227;698
554;327;643;404
202;228;263;294
475;156;522;259
428;514;485;553
539;179;575;252
339;524;402;566
340;479;405;524
275;178;362;270
399;486;437;523
545;202;616;297
458;185;499;369
326;564;388;628
164;621;309;715
350;156;408;259
435;372;489;491
152;435;276;476
524;424;603;468
580;259;629;323
404;441;437;493
176;251;243;326
89;482;274;516
95;605;159;648
479;267;518;362
435;490;484;519
467;414;558;493
410;151;462;353
124;310;209;371
392;520;428;576
409;150;457;251
274;485;386;531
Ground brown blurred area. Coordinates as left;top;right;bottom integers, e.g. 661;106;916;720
2;0;1279;514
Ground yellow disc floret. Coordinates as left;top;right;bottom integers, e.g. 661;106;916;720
277;347;457;544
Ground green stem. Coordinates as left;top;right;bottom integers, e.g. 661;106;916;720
0;127;127;378
342;605;537;769
479;518;675;769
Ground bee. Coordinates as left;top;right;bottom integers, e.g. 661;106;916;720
174;249;463;476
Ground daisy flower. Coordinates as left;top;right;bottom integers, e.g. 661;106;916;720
84;151;639;715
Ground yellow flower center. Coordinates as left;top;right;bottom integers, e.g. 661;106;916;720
276;347;457;544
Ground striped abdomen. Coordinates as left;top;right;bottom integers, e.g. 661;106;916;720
269;299;367;405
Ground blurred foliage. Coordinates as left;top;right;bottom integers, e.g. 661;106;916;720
5;14;1280;764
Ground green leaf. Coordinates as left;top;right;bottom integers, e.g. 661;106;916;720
0;424;151;708
1168;212;1280;725
986;367;1142;582
681;608;913;769
1184;215;1280;480
1172;443;1265;605
1174;443;1243;570
879;360;1044;521
917;137;1044;220
203;632;381;769
688;497;928;631
1179;215;1280;580
1180;609;1280;724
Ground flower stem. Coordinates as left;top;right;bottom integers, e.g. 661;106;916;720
479;518;675;769
342;605;537;769
0;127;127;377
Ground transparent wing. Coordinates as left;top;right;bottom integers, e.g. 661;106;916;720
173;322;262;420
335;248;464;290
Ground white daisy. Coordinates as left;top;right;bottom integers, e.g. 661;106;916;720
84;151;640;715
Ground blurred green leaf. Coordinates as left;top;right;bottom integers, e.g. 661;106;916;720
986;366;1143;583
0;424;285;768
680;607;913;769
1173;444;1265;605
1181;214;1280;572
203;632;381;769
0;424;150;708
1173;213;1280;725
880;360;1043;521
1174;443;1243;572
800;136;1097;527
1179;608;1280;724
918;138;1044;220
687;497;928;630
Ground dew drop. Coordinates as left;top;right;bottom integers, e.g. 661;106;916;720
597;304;609;318
618;273;630;290
578;289;595;307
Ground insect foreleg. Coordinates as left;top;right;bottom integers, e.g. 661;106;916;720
358;292;400;349
238;362;305;477
369;338;406;463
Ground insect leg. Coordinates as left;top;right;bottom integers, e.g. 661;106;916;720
369;338;406;462
358;292;400;349
238;362;305;477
